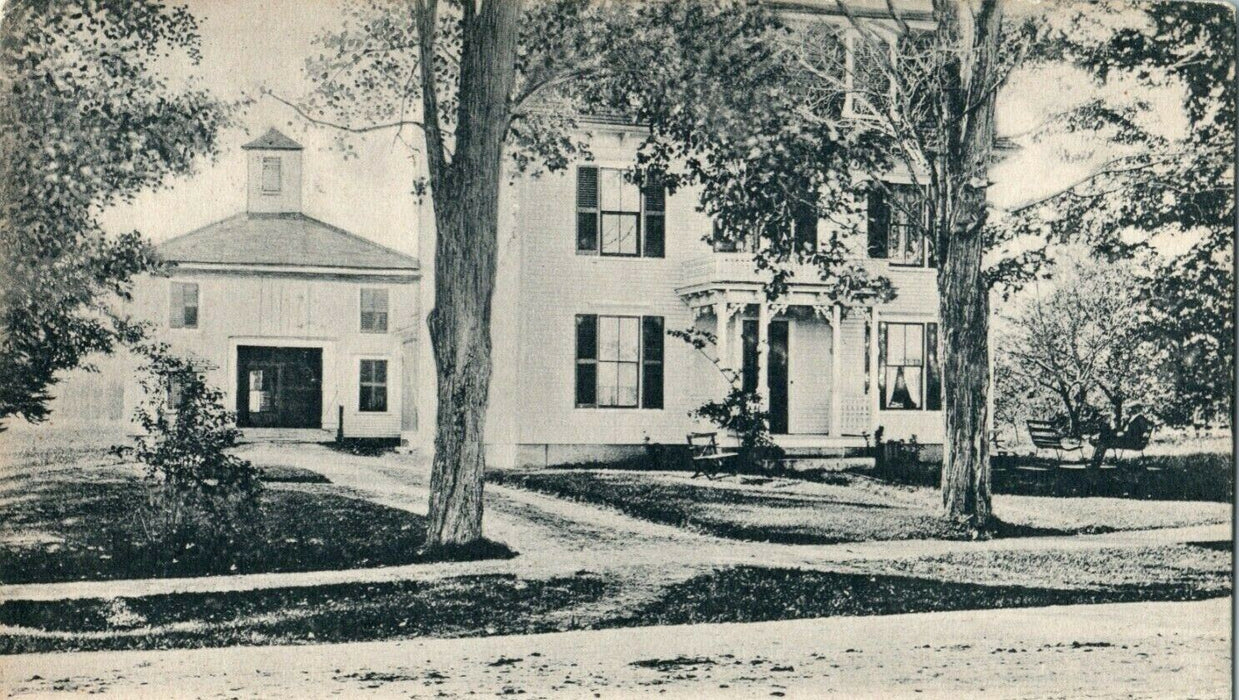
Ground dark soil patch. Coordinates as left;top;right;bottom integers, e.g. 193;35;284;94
1187;540;1234;552
607;566;1233;627
631;656;716;671
0;573;609;654
327;439;400;457
257;465;332;483
1;479;513;585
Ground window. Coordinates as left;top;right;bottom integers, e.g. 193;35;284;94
878;322;941;411
576;166;665;258
793;204;818;254
575;314;664;409
169;282;198;329
359;359;388;412
868;184;933;267
261;157;282;193
360;288;389;333
849;33;892;116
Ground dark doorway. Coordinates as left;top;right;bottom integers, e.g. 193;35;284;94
742;319;790;435
236;346;322;429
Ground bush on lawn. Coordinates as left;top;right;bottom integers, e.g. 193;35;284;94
669;327;785;471
112;344;261;574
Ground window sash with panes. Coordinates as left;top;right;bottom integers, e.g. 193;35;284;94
878;322;941;411
359;359;388;412
169;282;199;329
575;314;664;409
868;184;933;267
360;288;389;333
576;166;665;258
711;207;815;254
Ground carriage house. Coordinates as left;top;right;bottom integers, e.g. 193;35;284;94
124;129;422;440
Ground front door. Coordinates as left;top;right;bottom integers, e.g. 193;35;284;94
742;320;790;435
236;346;322;428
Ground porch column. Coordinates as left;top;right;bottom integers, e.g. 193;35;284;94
831;304;842;436
715;300;730;374
869;305;881;435
757;299;770;410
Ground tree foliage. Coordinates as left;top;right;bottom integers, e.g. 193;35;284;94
999;0;1235;425
996;256;1172;439
0;0;229;426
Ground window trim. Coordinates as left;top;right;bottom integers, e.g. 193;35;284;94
878;321;941;412
169;281;200;330
357;357;391;414
871;183;934;268
843;30;896;120
358;287;390;334
576;165;666;259
575;313;665;410
261;156;282;194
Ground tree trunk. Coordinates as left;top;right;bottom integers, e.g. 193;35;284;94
933;0;1002;528
938;190;992;526
423;0;522;549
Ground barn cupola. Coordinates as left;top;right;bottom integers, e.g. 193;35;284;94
241;128;303;215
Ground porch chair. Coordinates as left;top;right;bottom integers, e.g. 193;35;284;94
1025;420;1085;463
687;432;736;479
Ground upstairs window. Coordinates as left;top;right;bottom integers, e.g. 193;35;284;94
868;184;933;267
575;314;664;409
359;359;388;412
261;157;282;193
360;288;389;333
793;204;818;254
878;321;941;411
576;166;665;258
169;282;199;329
849;33;893;117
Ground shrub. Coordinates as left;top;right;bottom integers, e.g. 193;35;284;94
111;344;260;572
669;327;785;471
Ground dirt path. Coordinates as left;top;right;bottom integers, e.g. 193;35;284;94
0;443;1228;603
3;598;1228;698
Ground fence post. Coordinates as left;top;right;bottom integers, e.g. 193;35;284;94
336;405;344;444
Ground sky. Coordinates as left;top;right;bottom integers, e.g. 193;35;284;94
98;0;425;258
94;0;1190;262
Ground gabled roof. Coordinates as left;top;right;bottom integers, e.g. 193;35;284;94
242;128;303;151
157;213;418;271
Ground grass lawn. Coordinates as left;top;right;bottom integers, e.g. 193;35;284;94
992;453;1234;502
488;469;1229;546
1;543;1227;654
0;430;509;585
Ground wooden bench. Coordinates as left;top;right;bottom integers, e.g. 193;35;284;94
687;432;736;479
1025;420;1084;463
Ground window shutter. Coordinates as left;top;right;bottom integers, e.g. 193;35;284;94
867;188;889;259
169;284;183;327
642;186;665;258
877;322;889;409
575;315;597;406
926;322;941;410
641;316;664;409
576;166;599;253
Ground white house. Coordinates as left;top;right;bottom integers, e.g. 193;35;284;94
456;126;942;469
403;4;949;468
51;129;422;442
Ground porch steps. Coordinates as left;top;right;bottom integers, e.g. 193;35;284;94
239;428;334;444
